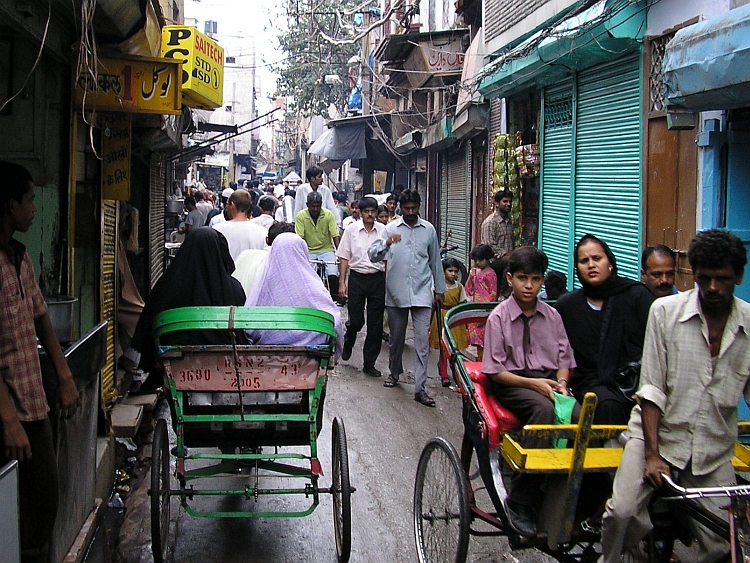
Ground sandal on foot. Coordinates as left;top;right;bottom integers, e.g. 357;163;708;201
383;376;398;388
414;391;436;407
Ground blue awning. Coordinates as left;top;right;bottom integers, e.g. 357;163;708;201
663;4;750;111
478;0;644;99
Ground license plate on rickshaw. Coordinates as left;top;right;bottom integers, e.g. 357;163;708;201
164;354;322;392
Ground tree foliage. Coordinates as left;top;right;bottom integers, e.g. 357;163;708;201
271;0;362;118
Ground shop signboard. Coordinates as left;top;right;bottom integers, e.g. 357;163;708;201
100;113;131;200
403;34;465;89
161;26;224;109
75;56;181;114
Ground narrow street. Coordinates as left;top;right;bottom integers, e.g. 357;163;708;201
110;316;558;563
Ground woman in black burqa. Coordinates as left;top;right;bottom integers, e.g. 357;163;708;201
132;227;247;389
555;234;654;425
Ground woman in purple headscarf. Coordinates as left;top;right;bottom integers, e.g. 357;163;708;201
244;232;343;358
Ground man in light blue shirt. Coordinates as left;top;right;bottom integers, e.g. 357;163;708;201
369;190;446;406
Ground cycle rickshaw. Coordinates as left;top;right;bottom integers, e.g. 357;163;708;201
149;306;353;563
413;302;750;562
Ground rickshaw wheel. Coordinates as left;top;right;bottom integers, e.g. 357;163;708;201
414;437;470;563
332;416;352;563
151;418;171;563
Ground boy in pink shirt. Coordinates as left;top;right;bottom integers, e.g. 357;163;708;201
482;246;577;538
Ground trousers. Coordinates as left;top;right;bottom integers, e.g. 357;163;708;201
387;306;431;394
495;381;581;506
344;270;385;369
599;435;731;563
0;418;59;557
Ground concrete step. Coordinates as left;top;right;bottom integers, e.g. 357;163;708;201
110;404;144;438
121;392;159;412
95;436;115;503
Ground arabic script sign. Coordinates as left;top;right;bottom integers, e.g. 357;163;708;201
75;56;181;115
403;34;466;88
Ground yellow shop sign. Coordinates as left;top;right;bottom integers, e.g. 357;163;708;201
161;26;224;109
75;56;181;114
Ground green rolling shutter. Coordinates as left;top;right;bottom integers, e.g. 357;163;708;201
445;144;470;264
539;53;642;288
540;80;574;280
574;54;642;280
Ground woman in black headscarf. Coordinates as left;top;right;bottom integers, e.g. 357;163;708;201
555;234;654;425
132;227;247;388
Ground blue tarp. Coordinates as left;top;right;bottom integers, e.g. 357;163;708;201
307;123;367;161
664;4;750;111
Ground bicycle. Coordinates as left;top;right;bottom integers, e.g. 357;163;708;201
309;258;341;301
653;473;750;563
440;229;468;284
414;301;750;563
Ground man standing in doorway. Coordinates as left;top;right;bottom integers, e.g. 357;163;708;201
640;244;678;298
296;191;341;301
599;229;750;563
293;166;337;218
337;197;386;377
481;190;514;259
0;161;80;560
369;190;446;407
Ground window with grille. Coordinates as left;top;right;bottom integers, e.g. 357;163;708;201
648;34;674;117
544;93;573;129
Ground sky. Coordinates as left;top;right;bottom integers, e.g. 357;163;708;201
183;0;286;119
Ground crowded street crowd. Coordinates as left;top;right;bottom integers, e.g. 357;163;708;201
148;167;750;562
3;161;750;563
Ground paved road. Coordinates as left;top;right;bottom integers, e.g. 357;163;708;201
113;317;572;563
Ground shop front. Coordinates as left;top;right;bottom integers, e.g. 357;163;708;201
479;0;646;285
664;3;750;301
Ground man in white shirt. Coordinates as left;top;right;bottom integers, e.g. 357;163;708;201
194;190;213;225
342;202;360;231
293;166;337;218
336;197;386;377
600;229;750;563
275;189;296;223
212;190;267;262
252;195;277;231
209;187;234;227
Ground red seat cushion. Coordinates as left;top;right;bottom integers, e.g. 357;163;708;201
464;361;522;449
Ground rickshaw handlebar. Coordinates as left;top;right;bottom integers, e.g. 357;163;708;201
660;472;750;500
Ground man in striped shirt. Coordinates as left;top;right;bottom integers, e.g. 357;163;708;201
0;161;80;559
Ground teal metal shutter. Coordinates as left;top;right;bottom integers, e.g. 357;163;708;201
539;80;574;280
446;144;470;264
574;54;642;280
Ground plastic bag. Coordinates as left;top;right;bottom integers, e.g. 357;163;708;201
553;392;577;448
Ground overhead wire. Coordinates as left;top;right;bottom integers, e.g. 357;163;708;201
269;0;653;158
361;0;654;154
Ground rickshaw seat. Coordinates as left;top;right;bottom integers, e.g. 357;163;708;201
464;361;522;449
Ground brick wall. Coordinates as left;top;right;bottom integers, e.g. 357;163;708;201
485;0;552;43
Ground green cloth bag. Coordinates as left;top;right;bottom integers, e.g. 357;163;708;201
553;392;577;448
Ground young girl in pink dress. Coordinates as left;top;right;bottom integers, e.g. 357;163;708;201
465;244;498;361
